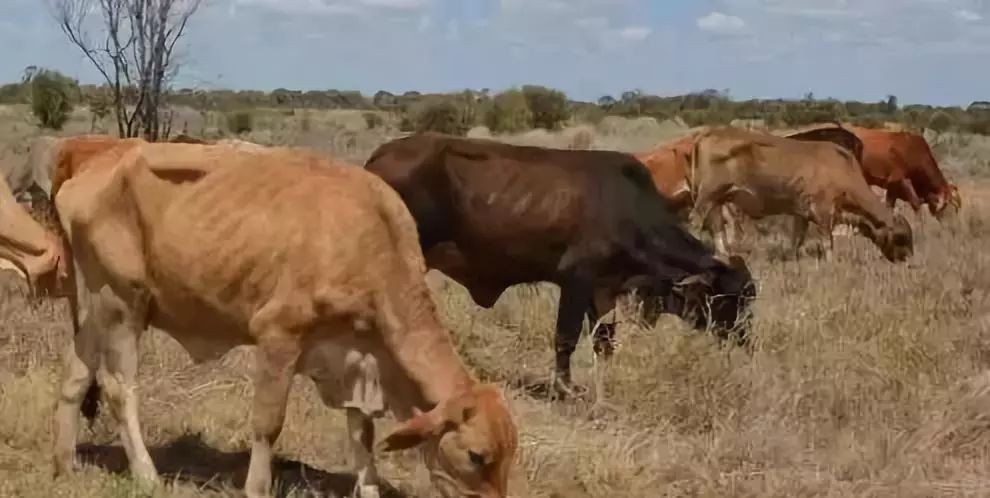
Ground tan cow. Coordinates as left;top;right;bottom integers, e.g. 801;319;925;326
688;127;914;262
51;143;518;498
0;173;64;292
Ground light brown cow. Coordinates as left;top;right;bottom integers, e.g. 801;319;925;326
633;132;700;214
51;143;518;498
0;173;64;291
633;129;747;249
688;127;914;262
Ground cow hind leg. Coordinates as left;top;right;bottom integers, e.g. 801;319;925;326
96;288;159;486
245;325;302;498
52;289;102;477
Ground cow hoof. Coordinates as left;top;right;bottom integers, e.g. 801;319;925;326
354;484;381;498
551;377;589;400
52;457;80;478
585;400;621;420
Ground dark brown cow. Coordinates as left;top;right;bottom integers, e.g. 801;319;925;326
364;132;757;397
848;126;961;219
784;123;865;165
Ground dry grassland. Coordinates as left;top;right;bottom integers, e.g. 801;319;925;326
2;105;990;497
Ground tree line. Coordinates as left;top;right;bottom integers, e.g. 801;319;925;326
3;68;989;137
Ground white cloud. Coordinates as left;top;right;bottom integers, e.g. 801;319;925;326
617;26;651;41
697;11;746;34
417;14;432;32
360;0;429;9
231;0;428;16
955;9;983;22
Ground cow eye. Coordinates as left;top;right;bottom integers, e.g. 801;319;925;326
468;450;485;467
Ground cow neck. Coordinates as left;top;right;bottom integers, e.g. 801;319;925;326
383;280;476;412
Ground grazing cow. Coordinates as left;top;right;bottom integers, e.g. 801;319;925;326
51;143;518;498
0;174;64;292
689;127;914;262
846;126;961;219
635;125;864;243
364;132;757;397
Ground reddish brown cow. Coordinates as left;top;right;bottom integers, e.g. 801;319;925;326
848;126;961;219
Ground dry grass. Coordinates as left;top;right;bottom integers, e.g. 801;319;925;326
3;107;990;497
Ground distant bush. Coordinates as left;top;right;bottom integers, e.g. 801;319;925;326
850;115;885;129
521;85;569;130
363;112;384;130
965;115;990;136
225;110;254;134
28;68;77;130
411;99;468;135
927;111;954;134
485;89;533;133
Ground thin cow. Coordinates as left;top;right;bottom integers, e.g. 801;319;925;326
688;126;914;262
365;132;757;397
50;142;518;498
848;125;961;219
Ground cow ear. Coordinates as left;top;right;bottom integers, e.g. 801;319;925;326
379;409;444;452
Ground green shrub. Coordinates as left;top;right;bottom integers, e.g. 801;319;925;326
521;85;569;130
28;69;77;130
927;111;954;134
225;110;254;134
485;89;533;133
412;99;467;135
965;116;990;136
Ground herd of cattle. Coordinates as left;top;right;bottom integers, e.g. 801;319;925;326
0;121;962;498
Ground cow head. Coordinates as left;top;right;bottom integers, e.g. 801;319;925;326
379;384;518;498
623;255;757;344
931;184;962;221
874;214;914;262
0;180;68;298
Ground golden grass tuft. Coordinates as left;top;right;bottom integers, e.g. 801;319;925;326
2;108;990;497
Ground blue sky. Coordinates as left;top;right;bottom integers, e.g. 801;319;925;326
2;0;988;106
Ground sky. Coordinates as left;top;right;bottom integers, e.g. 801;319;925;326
1;0;988;107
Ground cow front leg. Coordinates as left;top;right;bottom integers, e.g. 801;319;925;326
346;409;380;498
245;328;301;498
705;206;731;255
587;291;618;407
96;288;159;486
552;281;594;399
790;216;809;259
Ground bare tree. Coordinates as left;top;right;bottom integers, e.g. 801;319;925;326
49;0;202;141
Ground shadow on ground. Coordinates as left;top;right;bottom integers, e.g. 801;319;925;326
77;433;407;498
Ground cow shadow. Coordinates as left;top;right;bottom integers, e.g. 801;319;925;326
76;433;407;498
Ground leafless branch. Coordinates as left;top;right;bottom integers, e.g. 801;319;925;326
48;0;202;140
